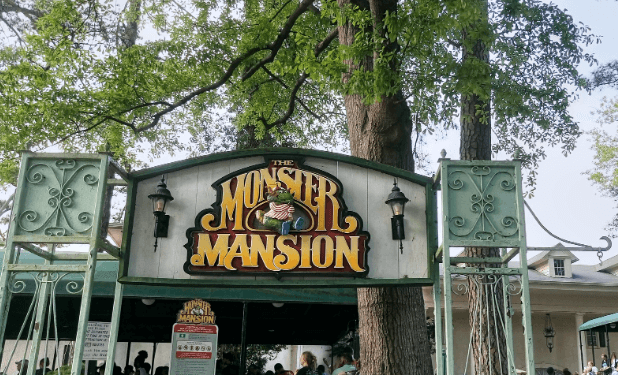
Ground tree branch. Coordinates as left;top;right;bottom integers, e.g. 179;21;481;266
240;0;315;81
259;73;308;130
255;27;338;128
117;0;316;134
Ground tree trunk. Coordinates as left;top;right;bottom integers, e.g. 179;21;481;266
459;0;508;373
338;1;432;374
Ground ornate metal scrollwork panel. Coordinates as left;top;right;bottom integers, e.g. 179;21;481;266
442;162;523;247
15;157;102;237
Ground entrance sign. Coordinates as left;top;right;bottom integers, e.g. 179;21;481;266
185;158;369;276
170;300;218;375
123;149;437;286
83;321;112;360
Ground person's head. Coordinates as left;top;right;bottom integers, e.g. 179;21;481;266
39;358;50;368
124;365;135;375
265;371;275;375
317;365;325;374
602;354;608;361
563;368;572;375
300;352;317;370
612;352;617;360
337;352;354;367
15;359;28;371
274;363;283;373
142;363;151;373
547;367;555;375
138;351;148;359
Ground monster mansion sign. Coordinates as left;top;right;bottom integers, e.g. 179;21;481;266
185;159;369;276
124;150;435;287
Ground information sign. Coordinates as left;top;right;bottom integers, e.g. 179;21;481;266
170;324;218;375
83;321;111;360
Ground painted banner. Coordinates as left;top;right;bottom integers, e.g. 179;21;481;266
185;158;370;276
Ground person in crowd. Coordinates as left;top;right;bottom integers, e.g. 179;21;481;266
264;371;275;375
547;367;555;375
140;363;151;375
602;355;612;375
316;365;326;375
587;361;599;375
35;358;51;375
15;359;28;375
154;366;169;375
296;351;318;375
221;352;239;375
612;353;618;370
133;351;148;373
274;363;293;375
331;352;356;375
564;368;573;375
123;365;135;375
248;364;261;375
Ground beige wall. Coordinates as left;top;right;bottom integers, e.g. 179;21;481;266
425;281;618;375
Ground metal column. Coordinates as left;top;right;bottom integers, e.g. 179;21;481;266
104;282;125;375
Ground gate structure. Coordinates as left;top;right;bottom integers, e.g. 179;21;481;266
0;152;127;375
434;158;534;375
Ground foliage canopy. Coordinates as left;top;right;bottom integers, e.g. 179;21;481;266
0;0;596;185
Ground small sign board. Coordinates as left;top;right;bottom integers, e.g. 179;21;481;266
83;321;111;360
170;300;218;375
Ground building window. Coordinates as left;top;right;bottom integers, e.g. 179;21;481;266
587;331;597;347
554;259;565;277
586;331;607;347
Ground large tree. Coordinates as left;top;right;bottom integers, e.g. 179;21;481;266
0;0;595;373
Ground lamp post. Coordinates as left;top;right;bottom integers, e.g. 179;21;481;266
385;179;409;253
544;313;555;353
148;176;174;252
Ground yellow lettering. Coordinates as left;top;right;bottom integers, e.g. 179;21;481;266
224;234;251;270
258;168;277;202
334;236;364;272
192;234;230;266
274;235;300;270
314;176;333;231
312;235;334;268
302;171;319;214
202;175;246;231
249;234;278;271
244;171;261;208
299;235;312;268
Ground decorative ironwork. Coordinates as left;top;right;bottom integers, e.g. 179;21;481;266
452;273;518;375
1;269;85;375
15;158;101;237
447;166;519;243
451;275;522;296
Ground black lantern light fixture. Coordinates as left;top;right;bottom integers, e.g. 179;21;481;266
544;313;555;353
148;176;174;252
385;178;409;253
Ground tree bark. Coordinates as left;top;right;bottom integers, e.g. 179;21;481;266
459;1;508;373
338;1;432;374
